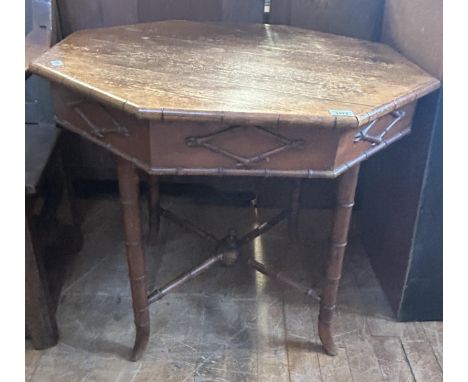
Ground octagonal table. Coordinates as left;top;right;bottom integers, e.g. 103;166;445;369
30;20;439;361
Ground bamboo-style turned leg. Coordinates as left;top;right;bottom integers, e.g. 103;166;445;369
147;175;160;245
319;164;360;356
116;158;150;361
288;178;302;240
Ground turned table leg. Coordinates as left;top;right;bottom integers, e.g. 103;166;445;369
116;158;150;361
288;178;302;240
319;164;360;356
147;175;160;245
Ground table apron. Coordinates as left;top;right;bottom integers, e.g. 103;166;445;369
52;86;416;178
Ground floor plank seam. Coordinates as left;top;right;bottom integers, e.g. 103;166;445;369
432;348;443;371
26;201;442;381
315;353;324;382
310;304;324;382
27;353;44;382
343;345;356;382
374;349;390;382
368;334;405;339
186;325;252;381
281;295;293;382
420;323;443;372
126;362;141;382
400;338;418;382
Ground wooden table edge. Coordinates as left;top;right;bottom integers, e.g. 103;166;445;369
29;62;440;130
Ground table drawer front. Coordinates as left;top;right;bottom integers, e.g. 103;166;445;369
51;87;415;178
52;87;150;167
149;104;415;176
149;121;338;173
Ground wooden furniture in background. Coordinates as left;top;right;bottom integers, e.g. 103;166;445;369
360;0;443;320
26;124;60;349
269;0;385;41
26;0;82;349
30;20;439;360
26;124;83;349
25;0;61;75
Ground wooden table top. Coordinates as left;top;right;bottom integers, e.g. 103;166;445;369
31;20;439;129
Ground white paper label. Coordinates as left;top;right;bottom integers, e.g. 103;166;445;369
50;60;64;67
329;110;354;117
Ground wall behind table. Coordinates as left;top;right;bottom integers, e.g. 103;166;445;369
269;0;385;41
360;0;442;320
251;0;386;207
401;94;442;321
58;0;264;36
270;0;443;320
26;0;55;126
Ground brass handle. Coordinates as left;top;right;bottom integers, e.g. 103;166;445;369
354;110;405;145
69;101;129;138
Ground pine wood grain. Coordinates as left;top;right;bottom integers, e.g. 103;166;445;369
30;20;439;128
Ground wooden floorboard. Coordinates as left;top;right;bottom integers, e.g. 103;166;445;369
369;336;415;382
420;321;443;370
25;199;443;381
401;323;443;382
317;348;354;382
339;267;385;382
283;294;322;382
256;298;291;382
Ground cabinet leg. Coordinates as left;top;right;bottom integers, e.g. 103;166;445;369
147;175;160;245
116;158;150;361
319;165;360;356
